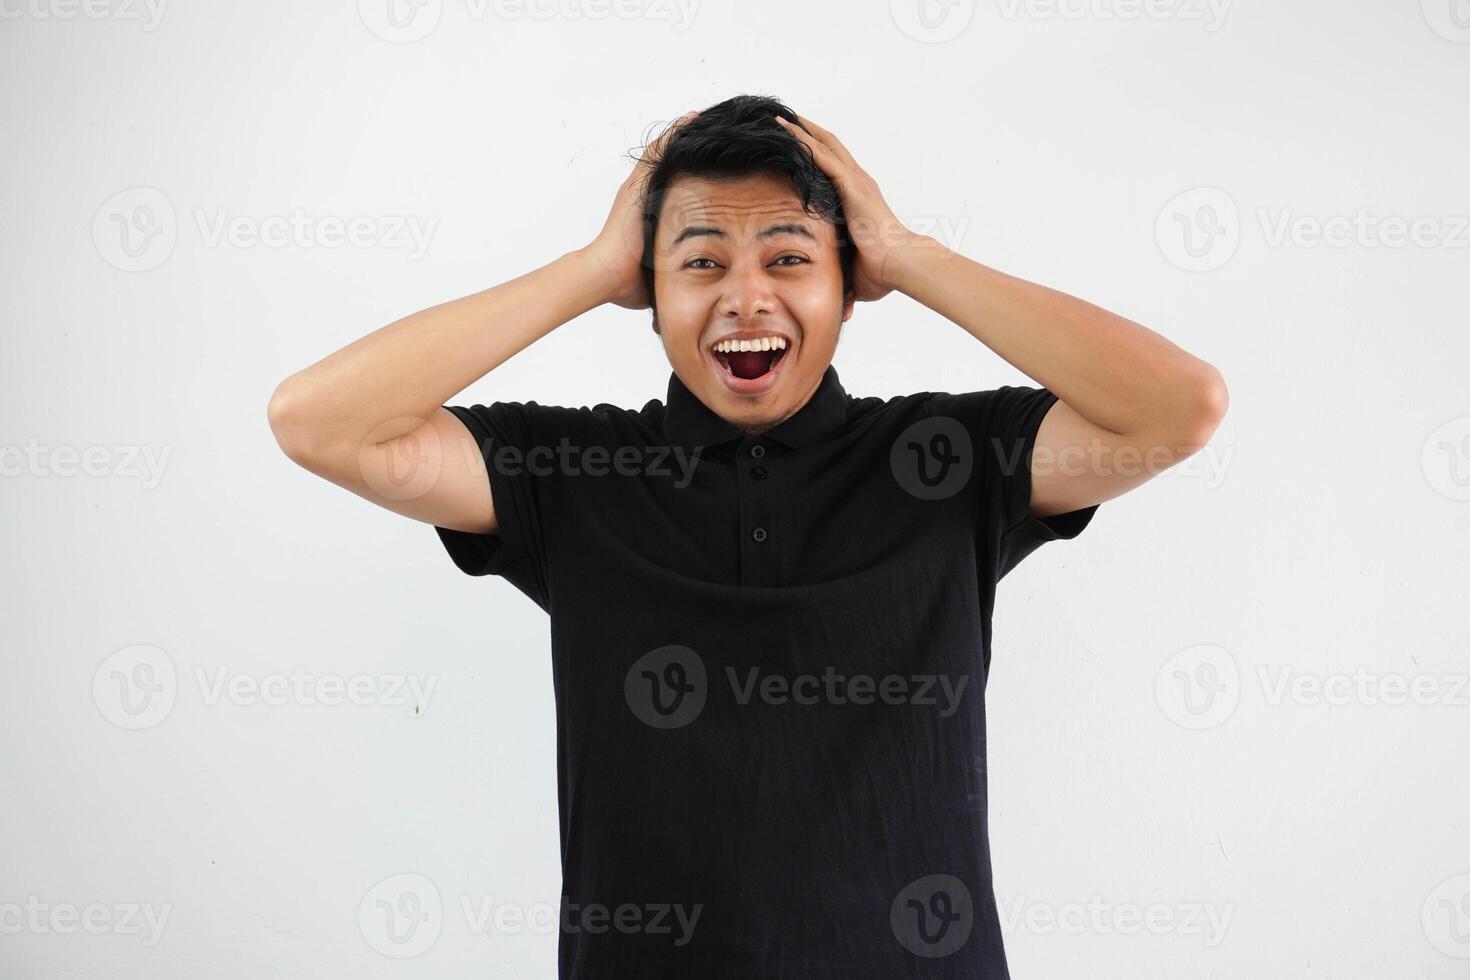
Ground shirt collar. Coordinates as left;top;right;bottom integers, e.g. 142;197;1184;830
663;365;851;451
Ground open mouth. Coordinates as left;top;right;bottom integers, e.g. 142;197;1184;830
712;336;790;381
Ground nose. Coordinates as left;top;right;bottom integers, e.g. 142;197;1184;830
717;258;776;321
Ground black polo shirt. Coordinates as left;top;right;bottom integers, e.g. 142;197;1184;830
435;365;1097;978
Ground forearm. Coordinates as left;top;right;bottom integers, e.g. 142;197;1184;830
886;236;1225;442
269;247;612;457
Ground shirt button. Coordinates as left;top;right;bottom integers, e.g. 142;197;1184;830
751;466;767;480
751;527;767;543
750;444;766;458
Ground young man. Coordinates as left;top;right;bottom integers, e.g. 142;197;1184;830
268;95;1226;977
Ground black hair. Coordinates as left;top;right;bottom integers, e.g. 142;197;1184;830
633;94;855;313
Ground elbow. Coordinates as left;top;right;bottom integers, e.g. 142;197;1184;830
267;379;325;468
1174;362;1229;449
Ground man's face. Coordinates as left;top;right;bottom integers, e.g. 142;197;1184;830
651;173;853;434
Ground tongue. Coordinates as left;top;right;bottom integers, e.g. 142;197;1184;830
727;350;776;380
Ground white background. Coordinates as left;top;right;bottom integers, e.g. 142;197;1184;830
4;0;1469;977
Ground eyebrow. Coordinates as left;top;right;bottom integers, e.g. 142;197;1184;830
670;222;818;246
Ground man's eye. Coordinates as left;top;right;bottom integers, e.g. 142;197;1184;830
683;255;806;270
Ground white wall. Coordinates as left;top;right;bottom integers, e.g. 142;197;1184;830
3;0;1468;976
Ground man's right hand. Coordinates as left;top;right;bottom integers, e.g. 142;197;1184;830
581;110;699;311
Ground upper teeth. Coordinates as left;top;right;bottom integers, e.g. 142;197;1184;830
714;337;788;353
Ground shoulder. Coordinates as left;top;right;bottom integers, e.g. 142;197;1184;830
906;385;1058;431
842;386;1050;428
839;386;1060;465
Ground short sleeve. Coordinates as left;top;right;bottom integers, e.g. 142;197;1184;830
433;401;562;609
929;385;1100;579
